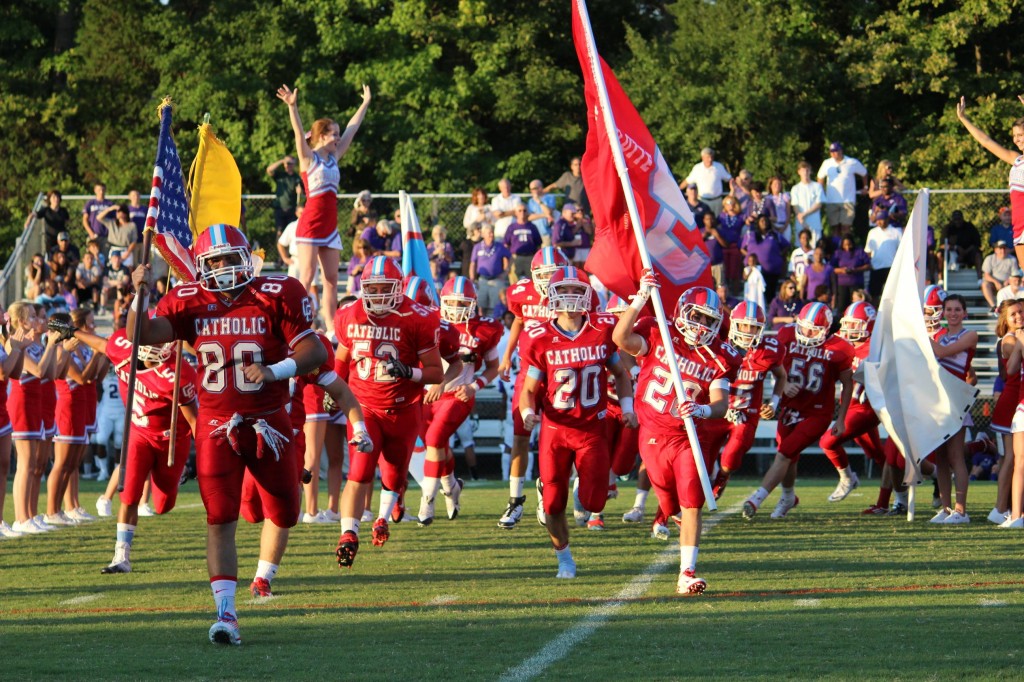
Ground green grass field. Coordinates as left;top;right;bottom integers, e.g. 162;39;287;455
2;478;1021;681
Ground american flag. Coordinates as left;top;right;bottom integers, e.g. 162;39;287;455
149;104;197;281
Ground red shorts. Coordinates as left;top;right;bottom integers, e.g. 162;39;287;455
606;417;640;477
538;421;610;516
302;382;329;422
819;403;884;466
55;390;89;444
425;393;474;448
41;381;56;436
992;390;1017;434
9;380;42;440
511;376;537;437
196;407;299;527
884;438;904;468
120;428;190;512
703;415;759;472
639;425;716;511
776;409;834;461
347;403;422;494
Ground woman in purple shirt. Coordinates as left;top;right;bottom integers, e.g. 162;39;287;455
831;235;871;314
717;196;745;284
741;215;789;300
802;246;835;308
766;278;804;330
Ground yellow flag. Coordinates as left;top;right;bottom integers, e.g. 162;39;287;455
188;122;242;235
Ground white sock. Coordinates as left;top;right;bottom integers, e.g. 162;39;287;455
555;544;573;562
781;486;795;502
341;517;360;536
422;477;441;500
680;545;699;573
116;522;136;546
750;487;770;506
895;490;908;506
255;560;278;582
210;579;237;617
440;472;457;495
839;466;852;481
113;541;131;564
633;490;649;509
378;489;399;521
509;476;525;499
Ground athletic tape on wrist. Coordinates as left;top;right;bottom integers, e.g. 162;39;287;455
521;407;536;422
474;376;487;390
411;367;423;382
268;357;297;381
771;395;781;411
132;290;150;312
351;420;366;434
620;397;633;414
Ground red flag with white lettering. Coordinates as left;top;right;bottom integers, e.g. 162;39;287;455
573;1;713;306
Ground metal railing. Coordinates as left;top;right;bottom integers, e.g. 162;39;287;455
1;192;46;309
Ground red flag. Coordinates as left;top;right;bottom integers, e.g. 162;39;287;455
573;2;712;305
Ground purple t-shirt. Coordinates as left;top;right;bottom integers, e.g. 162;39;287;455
503;220;542;256
83;198;113;238
716;213;744;247
128;205;147;240
427;241;455;282
551;217;580;259
740;230;788;275
347;255;369;293
471;240;511;279
360;226;402;255
804;264;834;299
831;248;870;288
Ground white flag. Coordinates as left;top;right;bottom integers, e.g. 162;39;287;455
859;190;978;484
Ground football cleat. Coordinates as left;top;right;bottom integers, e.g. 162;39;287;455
676;569;707;596
586;514;605;531
929;508;950;524
100;560;131;574
336;531;359;568
391;492;406;524
444;478;463;520
622;506;644;524
770;496;799;519
861;504;888;515
209;612;242;646
371;518;390;547
942;510;970;525
711;471;729;501
95;496;113;518
887;502;909;516
572;478;590;527
607;483;618;499
497;496;526;529
249;577;272;599
987;507;1010;525
556;555;577;579
536;479;547;528
742;500;758;520
827;472;860;502
417;496;435;528
651;523;670;541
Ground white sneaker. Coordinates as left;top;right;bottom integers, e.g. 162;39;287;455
929;508;950;524
651;522;670;541
555;555;577;579
68;507;97;523
827;472;860;502
572;478;589;527
33;515;57;531
417;496;435;527
536;479;546;527
943;510;970;525
12;519;46;534
137;504;155;517
360;509;374;523
0;521;24;538
320;509;340;522
987;507;1010;525
100;560;132;574
999;515;1024;528
770;496;800;519
301;512;332;524
44;512;76;526
622;506;645;524
444;478;463;520
209;614;242;646
96;497;113;518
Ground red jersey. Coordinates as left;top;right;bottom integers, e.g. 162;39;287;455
335;297;440;410
776;325;854;413
507;278;600;331
293;332;341;420
519;313;619;429
633;316;741;435
155;275;315;416
849;341;873;405
438;319;461;362
105;329;198;436
449;316;504;389
730;335;785;413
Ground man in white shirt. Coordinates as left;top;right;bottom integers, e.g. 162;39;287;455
995;268;1023;307
683;147;732;217
490;178;524;241
864;210;903;298
816;142;867;235
791;161;825;245
982;241;1020;310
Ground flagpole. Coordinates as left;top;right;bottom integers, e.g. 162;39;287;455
574;0;716;510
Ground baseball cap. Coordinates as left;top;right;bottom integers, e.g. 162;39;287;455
873;209;889;222
110;249;122;258
685;182;698;190
562;202;578;213
829;141;843;152
995;240;1009;248
57;231;69;241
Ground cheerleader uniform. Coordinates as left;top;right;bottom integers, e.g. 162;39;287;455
9;343;44;440
54;352;89;446
40;377;57;439
991;335;1020;434
296;151;342;248
1009;155;1024;246
0;346;12;438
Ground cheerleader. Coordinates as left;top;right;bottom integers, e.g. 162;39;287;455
988;300;1023;523
0;314;27;537
277;82;371;337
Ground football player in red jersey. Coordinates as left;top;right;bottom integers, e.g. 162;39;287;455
520;267;636;578
498;247;576;528
417;276;502;526
72;326;198;573
742;302;854;521
702;300;787;501
333;257;444;567
129;223;326;646
613;278;741;595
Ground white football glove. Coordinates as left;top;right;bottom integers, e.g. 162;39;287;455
349;429;374;454
677;402;711;420
630;269;660;307
725;408;747;425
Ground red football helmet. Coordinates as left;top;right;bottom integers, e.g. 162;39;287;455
440;276;477;323
138;343;172;364
729;299;766;349
546;266;592;313
795;302;833;347
402;275;437;308
531;246;569;297
838;301;876;343
923;284;947;332
605;293;629;314
674;287;723;346
361;256;404;315
194;224;253;292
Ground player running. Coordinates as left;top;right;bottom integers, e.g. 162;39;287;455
519;267;636;578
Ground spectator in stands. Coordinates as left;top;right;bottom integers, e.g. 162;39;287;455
817;142;867;237
360;214;401;259
867;159;906;199
851;289;871;304
731;169;754;217
97;204;139;266
743;253;767;308
865;210;903;299
812;284;832;307
459;223;482;277
573;210;593;268
463;187;496;234
526;179;557;243
24;253;49;300
766;278;803;330
996;267;1023;306
832;235;871;314
49;232;81;273
989;206;1014;248
503;205;542;282
791;161;825;246
683;183;712;227
349;190;374;238
802;246;835;309
101;250;131;311
490;178;523;241
982;241;1018;311
544;157;588;213
75;251;103;309
684;147;732;217
82;182;112;253
25;190;69;255
701;211;725;286
266;155;304;237
765;176;792;240
741;214;788;299
85;238;105;269
470;225;511;316
716;283;740;310
743;181;769;227
943;210;983;276
49;251;74;291
717;195;745;286
788;228;814;286
126;190;147;241
427;224;455;287
870;178;908;227
552;203;583;264
36;279;68;314
346;237;373;295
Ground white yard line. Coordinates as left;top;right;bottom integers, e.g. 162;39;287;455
499;502;744;682
58;593;104;606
